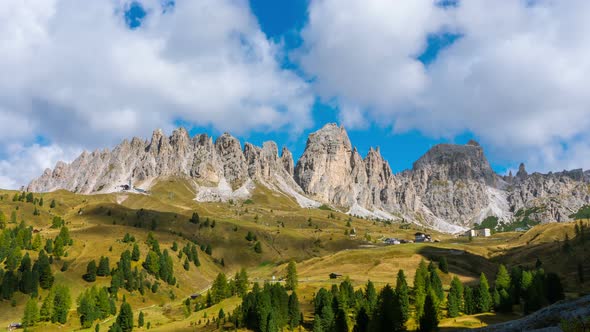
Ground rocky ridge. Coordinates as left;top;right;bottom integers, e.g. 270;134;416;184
27;124;590;233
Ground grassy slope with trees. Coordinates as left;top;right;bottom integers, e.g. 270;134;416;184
0;178;588;331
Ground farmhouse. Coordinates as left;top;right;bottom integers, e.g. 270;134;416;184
414;232;432;243
463;228;491;237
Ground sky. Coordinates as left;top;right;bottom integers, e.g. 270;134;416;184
1;0;590;189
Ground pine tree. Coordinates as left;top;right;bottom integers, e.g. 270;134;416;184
50;199;56;208
138;311;144;327
285;260;298;291
78;289;98;328
236;268;249;297
353;305;369;332
189;212;200;224
253;241;262;253
211;273;229;304
463;286;475;315
84;260;98;282
131;243;140;261
447;276;463;318
183;258;190;271
116;301;134;332
418;294;439;332
22;297;40;327
430;267;444;302
97;256;110;277
477;273;492;313
52;284;72;324
438;256;449;274
40;289;55;321
370;284;402;332
313;314;324;332
365;280;378;313
495;264;511;291
288;292;301;328
395;269;410;324
414;259;429;318
334;307;349;332
143;251;160;275
35;250;54;289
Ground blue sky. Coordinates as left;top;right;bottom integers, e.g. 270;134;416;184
1;0;589;188
174;0;501;174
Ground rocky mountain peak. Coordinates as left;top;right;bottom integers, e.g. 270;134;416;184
412;142;496;185
516;163;528;179
280;147;294;176
26;124;590;233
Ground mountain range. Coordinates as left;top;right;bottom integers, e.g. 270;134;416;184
27;123;590;233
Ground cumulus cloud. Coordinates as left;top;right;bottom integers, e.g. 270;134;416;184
298;0;590;171
0;0;313;188
0;144;81;189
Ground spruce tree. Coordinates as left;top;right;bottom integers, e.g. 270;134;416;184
52;284;72;324
50;199;56;208
447;276;463;318
495;264;511;291
288;292;301;328
418;294;439;332
116;301;134;332
189;212;200;224
131;244;140;262
183;258;190;271
334;307;349;332
84;260;98;282
97;256;110;277
353;305;369;332
138;311;144;327
370;284;402;332
438;257;449;274
236;268;249;297
40;289;55;321
78;290;98;328
365;280;378;313
477;273;492;313
35;250;54;289
430;268;444;301
463;287;475;315
414;259;429;319
395;269;410;324
22;297;40;327
313;314;324;332
285;260;298;291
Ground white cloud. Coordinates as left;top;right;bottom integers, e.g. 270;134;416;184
298;0;590;172
0;144;81;189
0;0;314;188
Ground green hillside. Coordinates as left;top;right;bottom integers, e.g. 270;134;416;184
0;180;588;331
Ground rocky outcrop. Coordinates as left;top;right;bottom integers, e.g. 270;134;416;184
27;124;590;233
468;295;590;332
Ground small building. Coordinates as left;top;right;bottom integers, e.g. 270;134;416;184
329;273;342;279
414;232;432;243
478;228;491;237
464;228;491;237
190;294;201;300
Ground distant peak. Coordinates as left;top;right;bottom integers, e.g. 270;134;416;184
516;163;528;179
466;139;480;147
